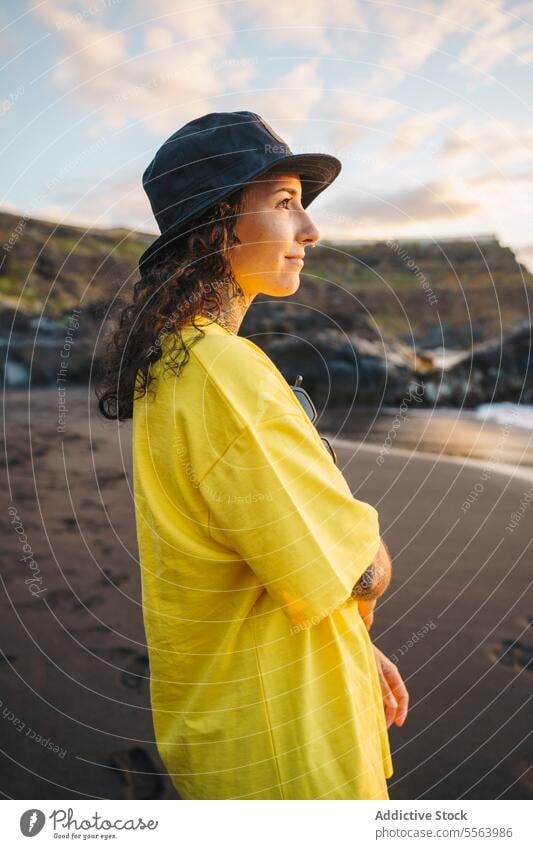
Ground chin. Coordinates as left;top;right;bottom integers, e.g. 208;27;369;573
266;272;301;298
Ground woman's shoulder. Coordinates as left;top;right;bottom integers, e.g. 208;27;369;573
176;322;306;428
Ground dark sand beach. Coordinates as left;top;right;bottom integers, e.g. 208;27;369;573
1;386;532;799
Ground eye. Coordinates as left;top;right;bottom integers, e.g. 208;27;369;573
277;196;291;209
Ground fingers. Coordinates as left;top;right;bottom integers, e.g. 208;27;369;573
375;662;399;729
382;678;399;729
382;659;409;727
371;644;410;729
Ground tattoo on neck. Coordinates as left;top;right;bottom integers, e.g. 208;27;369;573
204;278;249;333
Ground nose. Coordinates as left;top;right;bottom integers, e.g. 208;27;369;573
297;209;320;247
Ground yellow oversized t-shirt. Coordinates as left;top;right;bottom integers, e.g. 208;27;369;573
132;315;393;799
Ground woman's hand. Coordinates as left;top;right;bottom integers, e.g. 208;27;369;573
372;644;409;729
358;599;376;630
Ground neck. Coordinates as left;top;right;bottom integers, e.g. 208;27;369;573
205;280;252;334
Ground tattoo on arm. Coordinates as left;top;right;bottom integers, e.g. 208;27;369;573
351;539;392;601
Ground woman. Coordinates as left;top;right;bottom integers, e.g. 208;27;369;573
96;111;408;800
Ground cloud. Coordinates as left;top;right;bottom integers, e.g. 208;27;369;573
236;61;324;144
240;0;366;54
31;0;258;135
328;180;481;230
449;0;533;78
377;104;463;164
38;171;153;234
440;119;533;168
144;26;175;52
467;169;533;188
513;243;533;275
36;2;128;66
462;169;533;231
361;0;533;93
364;0;460;92
327;93;405;151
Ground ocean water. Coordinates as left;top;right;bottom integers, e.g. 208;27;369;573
473;403;533;431
322;402;533;468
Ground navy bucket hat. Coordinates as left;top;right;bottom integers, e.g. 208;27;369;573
139;110;342;274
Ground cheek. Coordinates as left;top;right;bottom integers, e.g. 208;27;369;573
236;210;289;255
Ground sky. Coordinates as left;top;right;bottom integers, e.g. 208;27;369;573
1;0;533;270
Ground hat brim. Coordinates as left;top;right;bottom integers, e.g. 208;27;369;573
138;152;341;275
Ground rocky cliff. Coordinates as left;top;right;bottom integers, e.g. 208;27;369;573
1;210;532;406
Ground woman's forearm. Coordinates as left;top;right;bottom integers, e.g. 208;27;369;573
351;538;392;601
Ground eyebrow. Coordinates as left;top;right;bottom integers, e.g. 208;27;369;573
272;187;300;196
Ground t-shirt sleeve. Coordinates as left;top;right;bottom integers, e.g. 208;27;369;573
197;409;381;629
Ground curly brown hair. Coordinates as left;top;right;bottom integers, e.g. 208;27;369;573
94;186;247;421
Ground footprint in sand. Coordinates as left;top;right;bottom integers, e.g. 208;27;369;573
13;489;36;503
121;653;150;692
3;565;32;584
490;618;533;673
108;746;165;799
100;569;129;588
69;623;111;636
84;517;109;531
62;517;78;531
97;472;125;488
46;589;105;613
62;514;107;532
32;442;50;459
88;646;149;692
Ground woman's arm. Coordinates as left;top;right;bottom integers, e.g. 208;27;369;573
351;538;392;631
351;537;392;601
372;644;409;728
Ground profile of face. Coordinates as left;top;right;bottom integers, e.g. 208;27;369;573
228;171;320;301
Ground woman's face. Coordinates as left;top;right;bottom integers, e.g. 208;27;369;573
228;171;320;300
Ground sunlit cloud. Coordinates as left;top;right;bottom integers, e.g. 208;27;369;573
241;0;366;54
450;0;533;78
32;0;257;135
363;0;533;92
328;92;405;151
330;180;481;230
30;171;151;233
467;170;533;188
364;0;460;92
514;243;533;273
238;61;324;144
440;119;533;169
377;104;463;164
